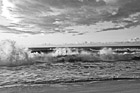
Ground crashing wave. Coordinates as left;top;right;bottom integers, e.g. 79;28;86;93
0;40;139;66
0;40;41;66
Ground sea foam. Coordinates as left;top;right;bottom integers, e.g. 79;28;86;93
0;40;138;66
0;40;35;66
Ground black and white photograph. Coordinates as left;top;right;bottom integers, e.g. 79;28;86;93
0;0;140;93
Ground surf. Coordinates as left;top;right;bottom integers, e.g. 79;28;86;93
0;40;139;66
0;40;38;66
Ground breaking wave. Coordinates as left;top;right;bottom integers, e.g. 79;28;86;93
48;47;136;62
0;40;140;87
0;40;139;66
0;40;41;66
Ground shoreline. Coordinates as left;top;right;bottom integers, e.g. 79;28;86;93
0;79;140;93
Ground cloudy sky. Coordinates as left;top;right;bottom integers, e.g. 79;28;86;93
0;0;140;46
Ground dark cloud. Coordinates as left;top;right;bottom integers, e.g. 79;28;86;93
98;19;140;32
1;0;140;34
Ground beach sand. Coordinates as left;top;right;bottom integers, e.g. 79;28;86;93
0;80;140;93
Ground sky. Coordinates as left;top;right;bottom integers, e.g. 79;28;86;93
0;0;140;47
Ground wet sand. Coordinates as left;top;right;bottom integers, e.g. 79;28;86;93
0;80;140;93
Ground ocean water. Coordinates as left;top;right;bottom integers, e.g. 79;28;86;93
0;40;140;88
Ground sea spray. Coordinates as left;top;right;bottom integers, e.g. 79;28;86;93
0;41;139;87
99;48;134;61
30;47;137;62
0;40;64;66
49;47;135;62
99;48;114;55
0;40;39;66
0;40;137;66
52;48;79;56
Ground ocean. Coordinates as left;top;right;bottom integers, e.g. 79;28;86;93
0;40;140;90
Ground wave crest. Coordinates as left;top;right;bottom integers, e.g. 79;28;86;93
0;40;139;66
0;40;34;66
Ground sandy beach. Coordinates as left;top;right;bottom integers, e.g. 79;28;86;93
0;80;140;93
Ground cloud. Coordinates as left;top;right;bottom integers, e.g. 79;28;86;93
97;0;118;4
1;0;140;34
0;25;41;35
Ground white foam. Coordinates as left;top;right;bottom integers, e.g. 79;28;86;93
0;40;34;66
